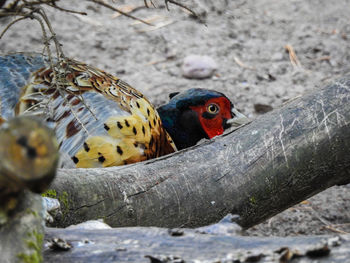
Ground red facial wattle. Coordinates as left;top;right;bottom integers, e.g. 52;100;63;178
189;97;233;139
200;118;224;138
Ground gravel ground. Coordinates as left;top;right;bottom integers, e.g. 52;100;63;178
1;0;349;236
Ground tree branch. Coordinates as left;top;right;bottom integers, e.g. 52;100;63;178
50;76;350;229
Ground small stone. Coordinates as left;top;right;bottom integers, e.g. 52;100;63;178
254;103;273;114
327;236;341;247
168;228;184;236
48;237;72;251
182;55;217;79
43;197;61;225
195;213;242;235
115;247;127;251
256;73;276;82
276;247;302;262
145;255;185;263
306;244;330;258
43;197;61;213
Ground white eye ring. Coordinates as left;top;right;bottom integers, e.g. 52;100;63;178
207;103;220;114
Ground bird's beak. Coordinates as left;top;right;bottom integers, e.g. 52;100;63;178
226;108;250;128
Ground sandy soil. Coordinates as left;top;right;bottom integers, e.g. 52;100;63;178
1;0;349;236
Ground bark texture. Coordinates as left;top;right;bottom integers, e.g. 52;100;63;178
51;76;350;228
44;226;348;263
0;192;45;263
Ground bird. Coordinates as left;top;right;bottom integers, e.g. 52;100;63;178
157;88;248;150
0;53;248;168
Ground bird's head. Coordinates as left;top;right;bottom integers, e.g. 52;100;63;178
157;88;249;150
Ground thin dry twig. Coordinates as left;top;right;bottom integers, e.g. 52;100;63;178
1;0;87;16
234;56;256;70
0;15;27;38
45;2;87;16
310;56;331;62
111;5;144;19
37;7;63;57
329;223;350;227
89;0;153;26
322;225;349;235
164;0;196;17
135;19;175;32
144;0;156;8
165;0;205;24
284;44;302;67
34;9;93;132
307;205;349;234
0;0;56;16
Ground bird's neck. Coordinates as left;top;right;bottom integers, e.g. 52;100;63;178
158;107;207;150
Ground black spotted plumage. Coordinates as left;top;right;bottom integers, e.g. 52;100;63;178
0;53;248;168
0;53;176;168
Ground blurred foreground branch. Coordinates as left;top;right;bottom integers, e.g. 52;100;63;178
0;116;58;263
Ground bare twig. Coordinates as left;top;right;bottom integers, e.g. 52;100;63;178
89;0;153;26
144;0;156;8
0;15;27;39
46;3;87;16
306;205;349;234
330;223;350;227
56;88;90;133
284;44;302;67
164;0;200;20
1;0;58;13
0;0;154;24
36;7;63;57
323;225;349;234
234;56;256;70
111;5;145;19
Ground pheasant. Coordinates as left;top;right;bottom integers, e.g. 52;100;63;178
0;53;248;168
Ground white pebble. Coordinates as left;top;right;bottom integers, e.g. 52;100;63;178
43;197;61;212
182;55;218;79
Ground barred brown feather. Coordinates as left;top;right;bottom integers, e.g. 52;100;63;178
0;53;176;168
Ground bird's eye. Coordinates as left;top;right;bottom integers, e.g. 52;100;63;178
207;103;220;114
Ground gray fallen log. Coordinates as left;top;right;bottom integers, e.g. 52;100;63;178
50;76;350;228
44;226;348;263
